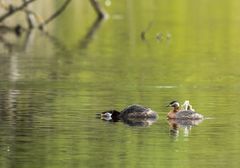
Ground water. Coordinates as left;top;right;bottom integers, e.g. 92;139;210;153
1;0;240;168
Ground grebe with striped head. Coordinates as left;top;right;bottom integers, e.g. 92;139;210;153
167;100;203;119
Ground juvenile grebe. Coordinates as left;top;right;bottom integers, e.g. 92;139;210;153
167;100;203;119
100;104;158;121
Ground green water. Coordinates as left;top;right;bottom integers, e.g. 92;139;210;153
0;0;240;168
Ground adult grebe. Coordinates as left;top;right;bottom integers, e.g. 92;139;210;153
166;100;203;119
100;104;158;121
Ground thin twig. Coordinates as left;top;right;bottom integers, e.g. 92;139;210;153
38;0;72;30
0;0;36;22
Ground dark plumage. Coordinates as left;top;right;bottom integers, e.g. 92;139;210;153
100;104;158;121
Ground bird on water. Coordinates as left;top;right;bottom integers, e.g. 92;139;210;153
166;100;203;119
100;104;158;121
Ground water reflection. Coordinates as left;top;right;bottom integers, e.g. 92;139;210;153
78;17;105;49
0;25;30;53
98;115;158;127
168;119;203;137
1;15;105;53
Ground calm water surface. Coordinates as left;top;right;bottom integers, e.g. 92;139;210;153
1;1;240;168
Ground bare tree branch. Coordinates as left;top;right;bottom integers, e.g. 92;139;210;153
89;0;107;19
0;0;36;22
38;0;72;30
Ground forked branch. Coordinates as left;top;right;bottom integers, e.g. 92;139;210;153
0;0;36;22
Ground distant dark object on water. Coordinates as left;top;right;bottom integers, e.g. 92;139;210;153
140;21;153;41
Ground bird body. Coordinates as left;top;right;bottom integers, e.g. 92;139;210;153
167;100;203;119
100;104;158;121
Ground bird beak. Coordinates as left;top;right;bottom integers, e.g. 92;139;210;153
166;104;171;107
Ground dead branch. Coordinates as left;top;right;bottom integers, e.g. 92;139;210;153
38;0;72;30
89;0;107;19
0;0;36;22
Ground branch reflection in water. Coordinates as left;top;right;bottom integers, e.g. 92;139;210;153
78;17;105;50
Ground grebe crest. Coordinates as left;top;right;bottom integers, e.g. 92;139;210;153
167;100;180;108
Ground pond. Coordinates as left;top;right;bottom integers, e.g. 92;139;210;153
0;0;240;168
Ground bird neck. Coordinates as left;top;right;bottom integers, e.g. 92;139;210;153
173;107;180;113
